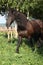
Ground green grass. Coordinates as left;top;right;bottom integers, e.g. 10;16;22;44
0;32;43;65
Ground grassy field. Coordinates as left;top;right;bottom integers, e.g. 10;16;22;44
0;32;43;65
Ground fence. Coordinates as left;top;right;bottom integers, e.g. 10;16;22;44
0;27;18;40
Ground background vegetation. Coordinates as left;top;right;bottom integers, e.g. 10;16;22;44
0;0;43;20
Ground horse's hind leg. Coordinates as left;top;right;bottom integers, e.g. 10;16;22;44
28;37;35;51
37;38;43;48
28;37;34;51
16;36;22;53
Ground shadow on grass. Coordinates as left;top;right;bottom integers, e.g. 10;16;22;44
7;38;18;43
22;38;35;50
8;38;43;56
3;34;8;38
37;45;43;56
22;38;43;56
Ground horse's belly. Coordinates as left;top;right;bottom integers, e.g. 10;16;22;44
18;30;28;38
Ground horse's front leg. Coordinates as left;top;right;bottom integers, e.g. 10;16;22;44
16;36;22;53
16;30;27;53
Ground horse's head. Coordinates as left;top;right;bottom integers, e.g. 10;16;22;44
6;8;28;29
6;8;18;28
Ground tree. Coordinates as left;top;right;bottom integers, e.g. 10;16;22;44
0;0;43;20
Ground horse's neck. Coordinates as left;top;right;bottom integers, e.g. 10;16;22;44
16;12;28;26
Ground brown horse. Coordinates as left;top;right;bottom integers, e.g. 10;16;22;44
6;8;43;53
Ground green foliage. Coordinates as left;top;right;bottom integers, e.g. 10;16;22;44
29;0;43;19
0;0;43;19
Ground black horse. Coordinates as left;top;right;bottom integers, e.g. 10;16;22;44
6;8;43;53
